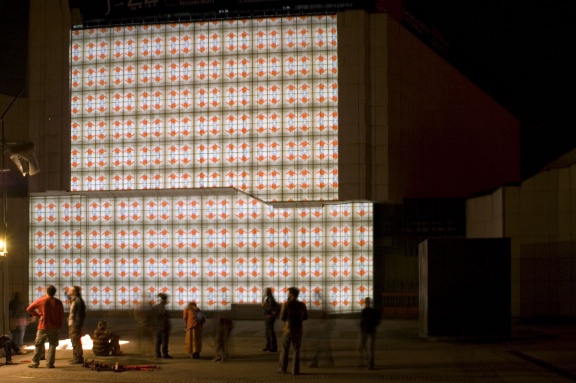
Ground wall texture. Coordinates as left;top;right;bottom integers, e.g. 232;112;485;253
338;11;520;202
468;166;576;319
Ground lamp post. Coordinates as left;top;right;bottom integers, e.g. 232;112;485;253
0;89;40;333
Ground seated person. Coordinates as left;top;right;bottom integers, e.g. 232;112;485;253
92;320;122;356
0;335;20;365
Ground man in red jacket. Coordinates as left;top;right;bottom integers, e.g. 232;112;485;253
26;285;64;368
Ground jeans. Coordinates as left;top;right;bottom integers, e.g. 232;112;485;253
11;325;27;348
31;329;59;367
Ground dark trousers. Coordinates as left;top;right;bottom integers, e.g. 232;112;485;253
3;338;18;362
357;331;376;368
154;330;169;357
264;316;277;351
279;330;303;374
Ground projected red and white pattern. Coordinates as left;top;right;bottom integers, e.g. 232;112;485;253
31;15;374;313
70;16;338;202
30;193;373;313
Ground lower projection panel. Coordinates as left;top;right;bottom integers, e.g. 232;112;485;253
29;194;373;313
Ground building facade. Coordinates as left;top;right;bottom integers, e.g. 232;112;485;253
1;1;521;322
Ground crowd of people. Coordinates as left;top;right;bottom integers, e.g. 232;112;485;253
2;285;380;374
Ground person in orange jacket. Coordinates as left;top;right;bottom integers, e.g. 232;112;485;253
26;285;65;368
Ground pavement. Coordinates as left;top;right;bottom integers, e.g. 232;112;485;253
0;317;575;383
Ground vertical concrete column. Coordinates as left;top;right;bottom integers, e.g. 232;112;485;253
369;13;390;202
28;0;71;193
338;10;372;201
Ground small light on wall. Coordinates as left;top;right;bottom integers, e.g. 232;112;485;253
0;239;6;256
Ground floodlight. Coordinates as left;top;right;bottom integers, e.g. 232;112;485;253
4;141;40;176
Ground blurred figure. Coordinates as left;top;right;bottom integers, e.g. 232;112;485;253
66;286;86;364
152;293;172;359
133;301;154;356
357;297;381;370
9;292;29;349
213;315;233;362
308;310;335;368
261;287;279;352
278;287;308;375
183;301;205;359
26;285;65;369
92;320;122;356
0;334;20;365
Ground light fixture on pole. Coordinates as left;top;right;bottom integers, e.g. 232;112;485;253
0;89;39;334
1;89;40;177
3;141;40;176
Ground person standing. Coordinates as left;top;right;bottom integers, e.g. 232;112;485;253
66;286;86;364
9;292;29;349
183;301;205;359
152;293;172;359
262;287;279;352
277;286;308;375
357;297;381;370
26;285;65;369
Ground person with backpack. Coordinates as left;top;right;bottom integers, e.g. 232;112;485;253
183;301;205;359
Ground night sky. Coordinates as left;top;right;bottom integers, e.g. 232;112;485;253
1;0;574;179
403;1;576;179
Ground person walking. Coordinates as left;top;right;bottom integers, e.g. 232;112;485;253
9;292;30;349
212;315;233;362
66;286;86;364
357;297;381;370
262;287;279;352
26;285;65;368
152;293;172;359
308;309;335;368
277;286;308;375
183;301;205;359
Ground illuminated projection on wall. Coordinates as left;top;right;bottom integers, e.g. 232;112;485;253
30;192;373;312
70;16;338;202
31;15;374;313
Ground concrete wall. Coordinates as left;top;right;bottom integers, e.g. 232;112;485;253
338;11;520;203
467;167;576;320
28;0;71;194
0;0;72;331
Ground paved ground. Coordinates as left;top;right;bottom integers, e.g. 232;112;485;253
0;317;575;383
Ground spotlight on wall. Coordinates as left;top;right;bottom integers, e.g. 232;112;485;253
1;89;40;177
4;141;40;176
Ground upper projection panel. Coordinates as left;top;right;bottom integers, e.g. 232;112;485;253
70;16;338;202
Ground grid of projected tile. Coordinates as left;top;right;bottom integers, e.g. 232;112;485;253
70;16;338;202
30;193;372;312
